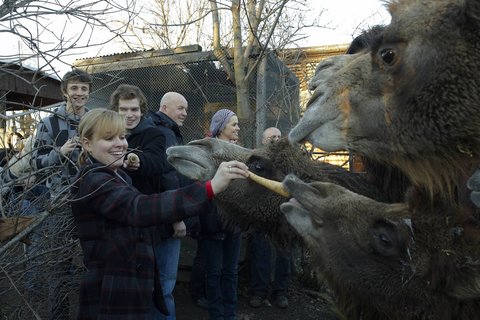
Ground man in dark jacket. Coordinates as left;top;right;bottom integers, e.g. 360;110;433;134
110;85;167;193
249;127;291;309
147;92;188;192
110;84;180;319
147;92;198;318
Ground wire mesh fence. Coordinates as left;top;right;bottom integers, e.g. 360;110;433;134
0;49;302;319
78;48;300;148
0;46;357;319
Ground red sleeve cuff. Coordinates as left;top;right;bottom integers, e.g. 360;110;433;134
206;180;215;199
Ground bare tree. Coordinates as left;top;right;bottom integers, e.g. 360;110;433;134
120;0;323;128
123;0;212;50
210;0;322;119
0;0;139;77
0;1;141;318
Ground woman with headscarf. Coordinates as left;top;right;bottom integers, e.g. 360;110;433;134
200;109;242;320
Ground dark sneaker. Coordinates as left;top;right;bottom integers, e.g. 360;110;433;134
195;297;208;309
275;295;289;309
249;295;264;308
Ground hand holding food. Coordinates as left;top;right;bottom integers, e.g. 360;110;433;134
210;161;249;194
123;152;140;171
127;153;140;165
247;170;290;198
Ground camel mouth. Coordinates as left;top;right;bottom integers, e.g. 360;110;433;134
167;145;208;167
288;87;330;145
288;97;325;145
282;198;313;220
306;89;324;110
281;175;323;218
167;156;207;171
281;199;308;218
288;86;345;151
166;147;212;180
281;198;323;236
167;154;208;169
288;91;324;145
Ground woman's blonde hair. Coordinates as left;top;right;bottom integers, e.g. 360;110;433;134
78;108;126;166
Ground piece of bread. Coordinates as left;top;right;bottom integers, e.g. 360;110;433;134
127;153;140;165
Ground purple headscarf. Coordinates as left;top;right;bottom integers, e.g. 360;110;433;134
209;109;236;138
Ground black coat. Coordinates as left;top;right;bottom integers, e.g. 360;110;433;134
125;118;173;239
126;118;166;193
146;112;199;235
146;111;190;189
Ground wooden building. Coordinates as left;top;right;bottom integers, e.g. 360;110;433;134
0;62;63;145
281;44;352;168
0;62;62;112
281;44;349;108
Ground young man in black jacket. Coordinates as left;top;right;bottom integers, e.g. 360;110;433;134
110;85;183;319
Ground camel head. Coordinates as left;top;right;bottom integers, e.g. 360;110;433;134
166;138;383;247
280;174;480;318
289;0;480;193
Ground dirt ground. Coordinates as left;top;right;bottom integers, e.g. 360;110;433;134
0;236;339;320
173;277;338;320
174;237;339;320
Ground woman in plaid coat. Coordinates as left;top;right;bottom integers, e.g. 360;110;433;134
71;109;248;319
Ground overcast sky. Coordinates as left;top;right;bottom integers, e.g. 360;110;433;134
302;0;389;46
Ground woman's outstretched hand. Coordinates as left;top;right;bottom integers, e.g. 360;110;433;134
210;161;249;195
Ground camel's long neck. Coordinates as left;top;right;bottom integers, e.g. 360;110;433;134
361;158;411;203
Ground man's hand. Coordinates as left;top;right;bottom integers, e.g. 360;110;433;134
123;153;140;171
172;221;186;238
60;137;81;156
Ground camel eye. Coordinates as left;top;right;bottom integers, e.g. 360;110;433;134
246;155;273;176
370;221;402;257
248;162;263;172
380;48;396;65
374;233;393;248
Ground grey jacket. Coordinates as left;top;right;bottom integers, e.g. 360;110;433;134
33;103;87;194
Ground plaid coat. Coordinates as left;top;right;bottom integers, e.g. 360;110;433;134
71;163;213;319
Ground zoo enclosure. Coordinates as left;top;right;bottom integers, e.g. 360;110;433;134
74;45;300;148
0;43;357;319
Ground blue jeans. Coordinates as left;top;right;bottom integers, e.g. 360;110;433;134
190;240;206;301
250;231;291;298
154;237;181;320
202;233;242;320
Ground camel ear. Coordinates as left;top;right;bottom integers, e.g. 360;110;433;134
466;0;480;25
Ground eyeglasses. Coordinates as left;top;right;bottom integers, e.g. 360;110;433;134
267;135;281;141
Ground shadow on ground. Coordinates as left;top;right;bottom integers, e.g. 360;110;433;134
174;278;339;320
175;237;339;320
